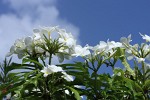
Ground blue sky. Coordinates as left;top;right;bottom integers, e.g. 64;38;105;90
58;0;150;45
0;0;150;61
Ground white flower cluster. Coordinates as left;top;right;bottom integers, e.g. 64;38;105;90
121;33;150;74
7;26;150;80
6;26;93;62
92;40;123;56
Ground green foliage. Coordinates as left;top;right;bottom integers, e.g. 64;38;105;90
1;28;150;100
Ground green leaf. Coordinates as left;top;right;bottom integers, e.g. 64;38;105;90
22;58;43;69
66;86;81;100
125;78;143;92
143;79;150;89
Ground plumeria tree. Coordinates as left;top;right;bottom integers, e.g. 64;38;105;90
0;26;150;100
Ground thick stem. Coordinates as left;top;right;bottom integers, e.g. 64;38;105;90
49;53;52;65
142;61;145;84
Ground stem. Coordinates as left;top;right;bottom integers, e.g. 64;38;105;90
44;53;53;99
49;53;52;65
142;61;145;84
94;69;98;98
141;61;148;99
41;57;46;66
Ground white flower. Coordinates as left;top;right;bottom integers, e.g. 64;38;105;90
126;49;134;60
6;45;16;57
41;65;63;77
6;93;11;99
93;40;122;55
62;72;74;82
93;41;107;54
140;33;150;42
32;88;41;92
56;52;71;63
24;36;33;46
74;85;83;88
33;33;41;40
58;30;76;48
72;45;90;57
107;41;123;50
41;65;74;81
135;57;145;63
120;34;132;46
25;90;29;93
35;47;44;54
65;90;70;95
33;26;58;40
145;63;150;70
24;36;34;52
15;38;26;51
41;26;58;38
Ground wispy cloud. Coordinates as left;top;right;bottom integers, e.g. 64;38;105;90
0;0;79;61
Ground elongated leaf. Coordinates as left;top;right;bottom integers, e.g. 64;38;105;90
143;79;150;89
66;86;81;100
125;78;143;93
22;58;43;69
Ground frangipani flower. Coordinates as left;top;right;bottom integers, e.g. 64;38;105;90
135;57;145;63
41;65;63;77
93;40;122;55
72;45;90;57
41;65;74;82
56;52;72;63
120;34;132;46
93;41;107;54
140;33;150;42
6;45;16;57
62;72;74;82
33;26;59;39
58;30;76;48
107;40;123;50
6;38;26;59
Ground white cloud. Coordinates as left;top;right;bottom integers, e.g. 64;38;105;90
0;0;79;61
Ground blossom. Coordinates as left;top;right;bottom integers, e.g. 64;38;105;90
145;63;150;69
6;45;16;57
41;65;63;77
140;33;150;42
7;38;26;59
62;72;74;82
120;34;132;46
58;29;76;48
72;45;90;57
33;32;41;40
135;57;145;63
41;26;57;37
56;52;72;63
93;40;122;55
93;41;107;54
33;26;58;40
5;93;11;100
41;65;74;81
65;90;70;95
107;40;123;50
126;49;134;60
